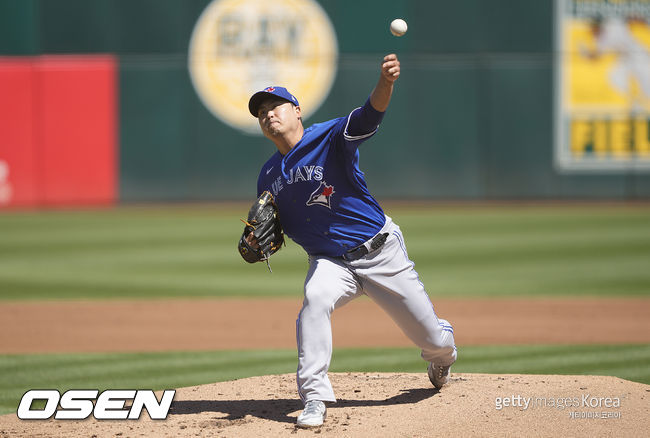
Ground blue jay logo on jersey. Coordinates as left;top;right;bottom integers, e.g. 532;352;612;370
306;181;335;209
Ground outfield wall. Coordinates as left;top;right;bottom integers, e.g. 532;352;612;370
0;0;649;206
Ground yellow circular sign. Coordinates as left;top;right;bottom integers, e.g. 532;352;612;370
188;0;338;133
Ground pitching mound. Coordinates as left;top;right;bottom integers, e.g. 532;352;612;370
1;373;648;437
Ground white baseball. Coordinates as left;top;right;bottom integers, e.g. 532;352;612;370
390;18;408;37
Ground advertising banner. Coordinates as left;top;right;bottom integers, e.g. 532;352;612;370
0;56;117;207
188;0;338;134
556;0;650;171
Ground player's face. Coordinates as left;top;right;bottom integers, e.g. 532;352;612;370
257;99;301;137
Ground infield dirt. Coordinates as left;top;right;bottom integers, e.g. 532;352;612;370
1;297;649;353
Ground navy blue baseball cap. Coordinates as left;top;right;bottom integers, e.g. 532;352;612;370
248;86;300;117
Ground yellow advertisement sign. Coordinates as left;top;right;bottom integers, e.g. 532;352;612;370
188;0;338;134
556;0;650;170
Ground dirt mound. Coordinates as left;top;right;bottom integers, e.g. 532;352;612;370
1;373;647;437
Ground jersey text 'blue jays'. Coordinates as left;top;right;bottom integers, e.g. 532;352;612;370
257;99;386;257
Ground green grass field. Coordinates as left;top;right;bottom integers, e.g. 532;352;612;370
0;204;648;416
1;204;649;299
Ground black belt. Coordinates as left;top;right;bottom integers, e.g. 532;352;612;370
342;232;389;262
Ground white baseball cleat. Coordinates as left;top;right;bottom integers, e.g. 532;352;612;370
297;400;327;428
428;362;451;389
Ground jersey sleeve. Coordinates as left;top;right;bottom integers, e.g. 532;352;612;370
329;99;386;190
341;97;385;152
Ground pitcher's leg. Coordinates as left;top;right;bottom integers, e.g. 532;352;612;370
353;222;457;367
297;256;360;403
364;275;456;366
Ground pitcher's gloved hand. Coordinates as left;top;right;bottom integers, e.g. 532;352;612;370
238;191;284;264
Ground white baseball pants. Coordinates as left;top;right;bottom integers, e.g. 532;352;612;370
296;216;457;403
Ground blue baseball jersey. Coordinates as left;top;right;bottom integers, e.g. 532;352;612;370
257;99;386;257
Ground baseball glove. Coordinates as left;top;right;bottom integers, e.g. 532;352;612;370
238;191;284;269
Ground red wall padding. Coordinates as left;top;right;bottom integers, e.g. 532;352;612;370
0;55;117;208
0;60;38;206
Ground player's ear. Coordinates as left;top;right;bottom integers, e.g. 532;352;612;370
294;105;302;122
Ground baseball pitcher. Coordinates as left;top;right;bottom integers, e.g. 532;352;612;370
239;54;457;428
